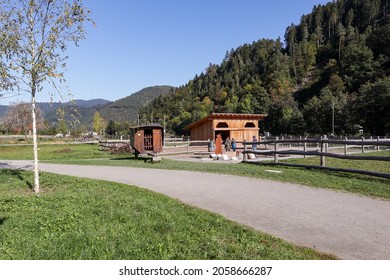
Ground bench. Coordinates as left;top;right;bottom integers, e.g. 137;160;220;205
143;152;162;163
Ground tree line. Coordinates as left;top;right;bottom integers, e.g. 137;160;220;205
140;0;390;136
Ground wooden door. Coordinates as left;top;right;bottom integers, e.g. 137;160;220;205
134;129;144;153
153;129;163;152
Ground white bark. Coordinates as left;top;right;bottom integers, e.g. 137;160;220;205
29;2;39;193
32;93;40;193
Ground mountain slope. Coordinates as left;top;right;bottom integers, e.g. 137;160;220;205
98;85;173;123
42;85;173;129
1;86;172;131
141;0;390;135
38;99;111;115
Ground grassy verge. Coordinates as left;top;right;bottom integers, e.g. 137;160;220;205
283;150;390;174
0;143;110;160
0;169;334;260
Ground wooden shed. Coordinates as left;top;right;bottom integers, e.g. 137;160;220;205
186;113;267;142
129;124;164;155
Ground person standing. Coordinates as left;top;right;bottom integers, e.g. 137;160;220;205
231;138;236;152
210;139;215;152
252;135;257;151
224;137;231;152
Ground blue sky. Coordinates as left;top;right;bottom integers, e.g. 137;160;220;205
2;0;331;105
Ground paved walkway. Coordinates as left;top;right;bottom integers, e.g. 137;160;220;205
2;160;390;259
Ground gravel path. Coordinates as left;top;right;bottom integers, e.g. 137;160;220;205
2;160;390;259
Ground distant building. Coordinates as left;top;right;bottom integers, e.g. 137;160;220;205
186;113;267;142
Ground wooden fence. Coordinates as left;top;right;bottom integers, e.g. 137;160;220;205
98;138;209;154
242;136;390;179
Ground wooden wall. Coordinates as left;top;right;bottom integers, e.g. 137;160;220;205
189;119;214;141
189;118;259;142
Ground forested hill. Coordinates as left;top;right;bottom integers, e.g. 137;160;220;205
140;0;390;136
43;85;173;129
98;85;173;123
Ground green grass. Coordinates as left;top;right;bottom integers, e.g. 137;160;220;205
0;143;110;160
0;169;334;260
285;150;390;174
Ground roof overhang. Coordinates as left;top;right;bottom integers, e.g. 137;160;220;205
185;113;267;130
130;123;164;129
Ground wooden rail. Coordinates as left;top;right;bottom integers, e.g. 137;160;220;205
242;136;390;179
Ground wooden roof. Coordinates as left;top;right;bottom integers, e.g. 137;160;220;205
130;123;163;129
186;113;267;130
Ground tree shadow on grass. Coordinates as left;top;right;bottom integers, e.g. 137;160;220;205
0;217;8;227
309;167;389;185
1;168;33;190
110;156;153;162
110;156;136;161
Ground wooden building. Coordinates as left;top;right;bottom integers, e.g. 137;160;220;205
186;113;267;142
129;124;164;155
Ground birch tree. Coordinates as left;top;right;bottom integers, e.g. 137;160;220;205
93;111;105;135
0;0;93;193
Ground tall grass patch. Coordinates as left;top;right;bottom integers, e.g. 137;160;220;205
0;144;108;160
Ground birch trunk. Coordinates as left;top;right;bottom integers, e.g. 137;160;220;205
29;2;39;193
32;90;40;193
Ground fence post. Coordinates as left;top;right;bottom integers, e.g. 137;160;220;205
274;136;279;163
377;136;380;152
344;136;348;155
361;136;365;153
299;136;301;150
243;140;247;162
303;136;307;158
320;135;326;167
325;137;328;153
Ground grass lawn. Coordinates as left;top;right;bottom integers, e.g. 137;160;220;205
0;143;110;161
0;169;334;260
284;150;390;174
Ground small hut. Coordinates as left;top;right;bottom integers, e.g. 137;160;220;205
129;124;164;155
